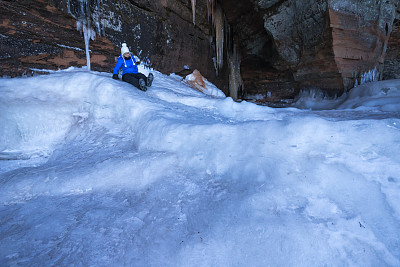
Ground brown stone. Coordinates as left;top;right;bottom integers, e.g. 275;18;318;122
0;0;226;91
185;69;207;93
0;0;399;105
383;5;400;80
220;0;397;103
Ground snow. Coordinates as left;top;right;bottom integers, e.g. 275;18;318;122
1;66;400;266
293;79;400;112
56;44;84;51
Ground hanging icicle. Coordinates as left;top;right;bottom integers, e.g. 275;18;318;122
213;4;224;72
67;0;71;14
191;0;196;25
65;0;105;71
206;0;215;21
76;0;94;71
192;0;217;25
228;43;243;100
77;20;96;71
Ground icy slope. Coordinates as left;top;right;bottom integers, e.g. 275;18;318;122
0;68;400;266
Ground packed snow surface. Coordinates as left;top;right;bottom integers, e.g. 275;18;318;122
1;67;400;266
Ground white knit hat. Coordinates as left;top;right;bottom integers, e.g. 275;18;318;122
121;43;130;55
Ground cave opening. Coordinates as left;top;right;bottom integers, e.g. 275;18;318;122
220;0;286;102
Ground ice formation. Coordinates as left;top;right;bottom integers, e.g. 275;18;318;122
354;66;380;88
77;20;96;71
191;0;196;25
213;5;225;72
228;43;243;100
207;0;215;20
66;0;104;71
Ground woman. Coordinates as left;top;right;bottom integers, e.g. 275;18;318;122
112;43;153;91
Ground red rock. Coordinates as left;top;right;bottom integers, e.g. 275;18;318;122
221;0;397;103
0;0;398;105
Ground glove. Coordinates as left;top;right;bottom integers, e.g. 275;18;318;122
112;74;119;80
134;55;141;65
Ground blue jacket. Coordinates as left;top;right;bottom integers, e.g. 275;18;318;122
113;53;138;75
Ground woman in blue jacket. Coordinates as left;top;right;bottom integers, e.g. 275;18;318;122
112;43;153;91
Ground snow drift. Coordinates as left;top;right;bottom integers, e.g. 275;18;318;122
0;67;400;266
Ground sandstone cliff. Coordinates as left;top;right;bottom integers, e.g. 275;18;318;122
0;0;225;90
1;0;399;105
384;4;400;80
221;0;398;104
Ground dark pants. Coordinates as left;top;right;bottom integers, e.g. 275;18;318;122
122;73;148;89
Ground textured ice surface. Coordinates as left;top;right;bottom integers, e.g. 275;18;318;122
1;67;399;266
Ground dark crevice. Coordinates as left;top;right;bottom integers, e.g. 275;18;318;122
126;0;153;13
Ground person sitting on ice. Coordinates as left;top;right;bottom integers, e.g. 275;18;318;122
112;43;153;91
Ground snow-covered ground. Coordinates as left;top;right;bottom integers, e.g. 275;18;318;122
1;66;400;266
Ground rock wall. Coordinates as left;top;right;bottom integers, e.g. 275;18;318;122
329;0;395;88
0;0;116;77
1;0;399;105
0;0;227;91
384;4;400;80
220;0;398;104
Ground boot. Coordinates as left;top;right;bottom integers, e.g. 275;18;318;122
147;73;154;87
139;78;147;91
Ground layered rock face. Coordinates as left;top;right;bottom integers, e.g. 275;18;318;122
0;0;226;90
1;0;399;105
329;0;395;88
0;0;117;77
384;5;400;80
221;0;398;104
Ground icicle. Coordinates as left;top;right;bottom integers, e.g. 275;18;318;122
213;5;224;72
77;21;89;71
373;66;379;81
228;43;243;100
360;73;365;85
77;21;96;71
82;22;96;71
226;18;231;54
80;0;85;16
191;0;196;25
83;26;91;70
73;0;104;71
67;0;71;15
207;0;215;21
358;66;380;86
